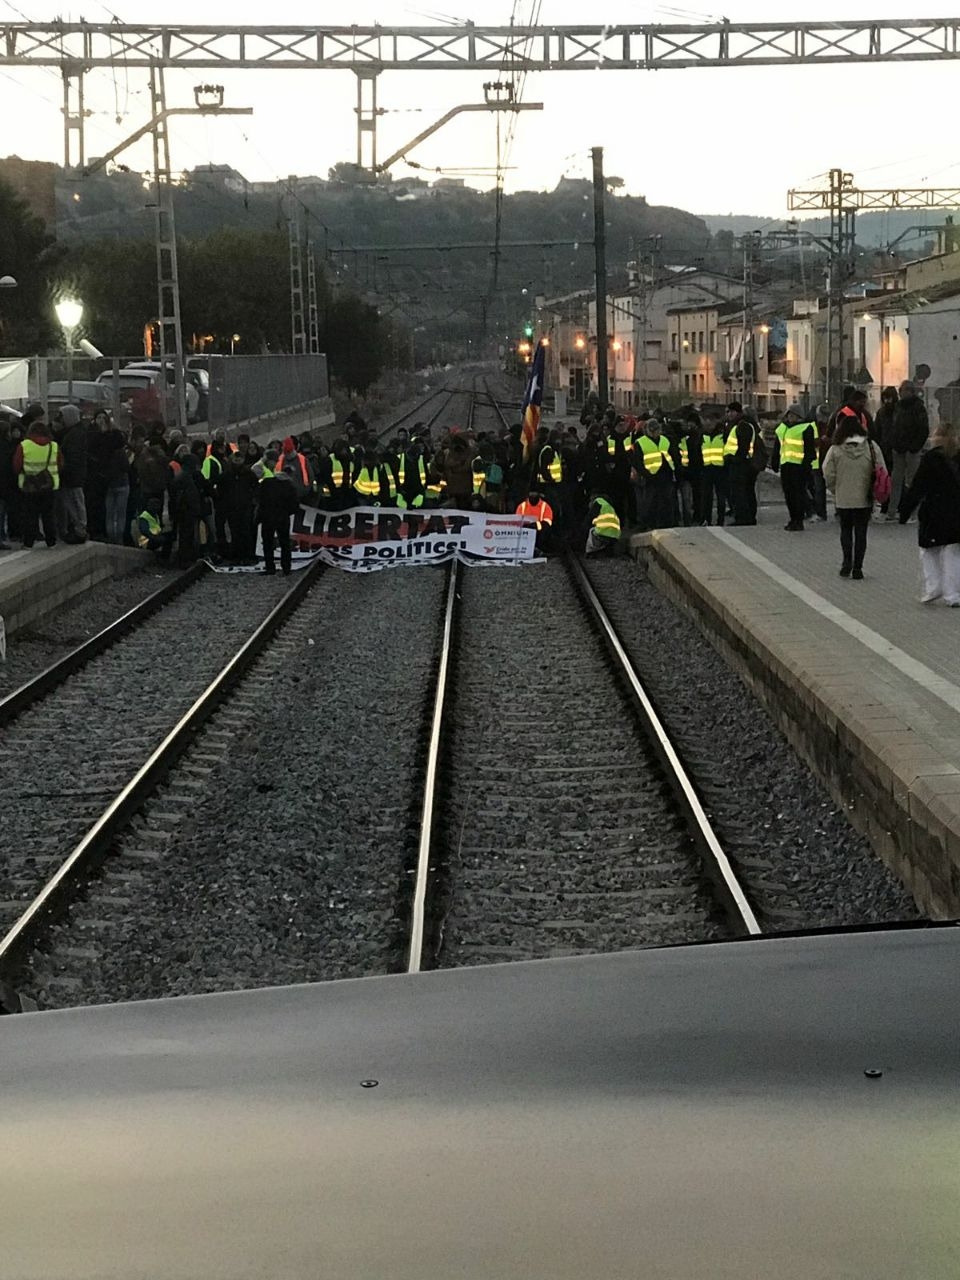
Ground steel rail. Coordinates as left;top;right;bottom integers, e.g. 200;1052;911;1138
480;377;511;431
0;559;324;984
406;560;459;974
375;384;452;443
568;556;762;937
0;561;207;729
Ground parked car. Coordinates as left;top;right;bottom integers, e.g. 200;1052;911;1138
122;361;202;423
97;364;199;426
46;380;115;419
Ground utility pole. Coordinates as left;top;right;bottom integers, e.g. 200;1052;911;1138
149;66;186;432
592;146;609;407
306;240;320;356
788;168;960;403
81;81;251;431
740;230;761;408
286;181;306;356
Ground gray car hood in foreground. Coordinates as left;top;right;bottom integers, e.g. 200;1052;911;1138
2;927;958;1279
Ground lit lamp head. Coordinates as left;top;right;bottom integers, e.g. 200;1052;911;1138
0;275;17;290
55;298;84;330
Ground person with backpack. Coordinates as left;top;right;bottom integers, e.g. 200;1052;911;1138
12;405;61;549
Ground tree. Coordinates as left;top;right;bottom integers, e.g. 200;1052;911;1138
0;177;58;356
321;292;383;393
606;175;625;194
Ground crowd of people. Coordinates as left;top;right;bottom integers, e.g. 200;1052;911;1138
1;377;958;595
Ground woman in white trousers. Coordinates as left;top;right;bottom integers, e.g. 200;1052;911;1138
899;422;960;606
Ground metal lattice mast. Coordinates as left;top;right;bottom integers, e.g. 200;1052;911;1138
306;240;320;355
149;65;187;431
788;169;960;402
286;188;306;355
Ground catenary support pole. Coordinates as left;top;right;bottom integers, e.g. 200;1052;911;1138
592;146;609;409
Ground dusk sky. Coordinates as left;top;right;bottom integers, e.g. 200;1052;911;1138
1;0;957;220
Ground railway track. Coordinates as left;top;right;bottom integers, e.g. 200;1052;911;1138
4;381;763;1010
0;566;319;995
404;556;760;972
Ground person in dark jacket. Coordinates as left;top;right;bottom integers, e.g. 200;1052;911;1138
225;450;259;563
873;386;899;467
54;405;89;543
102;427;132;545
899;421;960;605
722;401;759;526
169;450;204;567
257;448;300;575
888;380;929;519
0;416;17;549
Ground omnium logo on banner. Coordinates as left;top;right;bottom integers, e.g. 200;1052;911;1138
282;505;538;572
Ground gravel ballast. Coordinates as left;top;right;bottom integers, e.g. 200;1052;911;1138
0;572;290;938
437;561;728;967
29;566;446;1007
585;557;917;928
0;563;172;693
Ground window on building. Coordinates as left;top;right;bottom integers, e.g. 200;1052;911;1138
699;373;706;391
882;325;890;363
671;332;677;353
724;333;731;360
803;331;810;362
710;331;717;352
683;374;690;391
698;331;704;352
683;331;689;346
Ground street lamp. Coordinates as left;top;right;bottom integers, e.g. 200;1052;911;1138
54;297;84;402
231;332;241;355
0;275;17;290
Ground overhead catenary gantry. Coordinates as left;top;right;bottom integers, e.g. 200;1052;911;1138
4;17;960;172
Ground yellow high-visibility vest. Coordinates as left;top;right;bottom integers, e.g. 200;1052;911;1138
592;497;621;539
636;434;674;475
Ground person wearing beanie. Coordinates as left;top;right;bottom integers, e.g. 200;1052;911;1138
13;406;61;548
54;403;89;543
772;403;817;531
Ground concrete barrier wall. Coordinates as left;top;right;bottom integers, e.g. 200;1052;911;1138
0;545;144;638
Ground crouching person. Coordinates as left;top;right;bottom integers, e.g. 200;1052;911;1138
137;496;174;561
585;490;621;556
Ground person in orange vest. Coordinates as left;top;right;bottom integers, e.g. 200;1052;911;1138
516;486;554;553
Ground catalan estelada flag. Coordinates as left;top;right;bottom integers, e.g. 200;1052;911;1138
521;340;546;458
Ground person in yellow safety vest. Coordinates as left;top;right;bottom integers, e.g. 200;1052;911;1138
585;491;621;556
355;452;406;508
698;416;729;526
722;401;761;526
13;405;61;548
516;487;553;552
395;442;428;508
675;414;705;527
327;439;358;511
633;417;676;532
136;497;174;560
773;403;818;532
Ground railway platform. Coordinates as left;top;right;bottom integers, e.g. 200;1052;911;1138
0;542;143;638
633;512;960;919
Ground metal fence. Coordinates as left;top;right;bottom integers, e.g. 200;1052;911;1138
206;354;328;430
2;353;329;432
